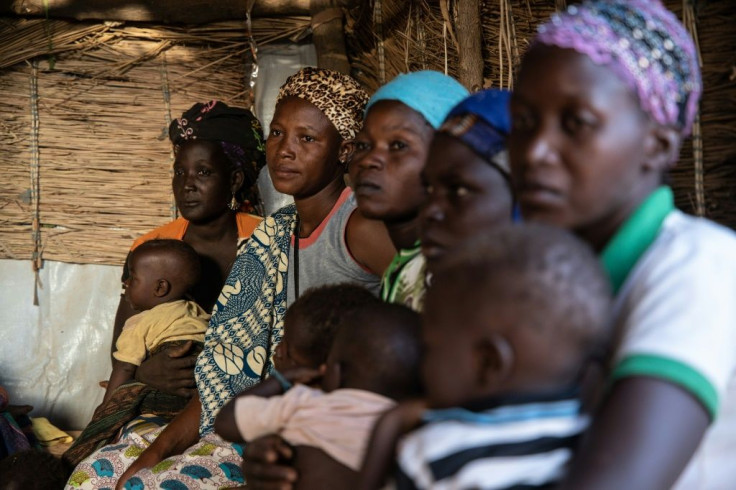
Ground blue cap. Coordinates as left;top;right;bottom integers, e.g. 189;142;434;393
365;70;470;129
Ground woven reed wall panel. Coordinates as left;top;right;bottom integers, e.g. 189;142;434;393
0;17;310;266
347;0;736;230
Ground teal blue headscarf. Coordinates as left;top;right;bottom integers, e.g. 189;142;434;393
365;70;469;129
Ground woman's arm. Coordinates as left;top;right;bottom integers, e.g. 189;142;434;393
345;211;396;276
560;377;709;490
133;341;199;398
115;394;203;490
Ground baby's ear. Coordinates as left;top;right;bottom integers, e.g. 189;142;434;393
474;333;514;388
154;279;171;298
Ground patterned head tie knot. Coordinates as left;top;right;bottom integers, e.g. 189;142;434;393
535;0;701;136
276;67;370;140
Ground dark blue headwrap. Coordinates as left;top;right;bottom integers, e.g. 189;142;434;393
439;89;512;177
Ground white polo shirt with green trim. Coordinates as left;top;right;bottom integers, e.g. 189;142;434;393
603;187;736;489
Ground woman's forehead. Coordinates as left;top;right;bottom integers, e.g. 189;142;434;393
515;47;639;112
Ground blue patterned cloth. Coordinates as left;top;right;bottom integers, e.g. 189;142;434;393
195;204;298;435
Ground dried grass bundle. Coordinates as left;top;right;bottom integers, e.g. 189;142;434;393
0;16;310;265
346;0;736;230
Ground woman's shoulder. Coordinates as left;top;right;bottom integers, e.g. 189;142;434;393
130;218;189;251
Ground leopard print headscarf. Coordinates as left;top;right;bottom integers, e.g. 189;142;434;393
276;67;369;140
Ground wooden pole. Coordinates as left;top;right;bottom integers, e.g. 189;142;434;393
456;0;483;91
310;0;350;74
5;0;312;22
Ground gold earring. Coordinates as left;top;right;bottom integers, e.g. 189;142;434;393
229;194;239;211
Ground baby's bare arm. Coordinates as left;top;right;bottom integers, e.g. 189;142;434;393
103;360;137;404
358;399;427;490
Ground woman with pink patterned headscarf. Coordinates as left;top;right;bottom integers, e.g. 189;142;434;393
509;1;736;489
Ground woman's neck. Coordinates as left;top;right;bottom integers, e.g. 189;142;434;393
294;178;346;237
185;211;239;243
577;183;658;253
385;216;420;251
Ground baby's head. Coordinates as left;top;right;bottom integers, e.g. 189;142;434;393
322;302;423;401
0;449;68;490
422;223;612;409
274;284;378;371
124;239;201;311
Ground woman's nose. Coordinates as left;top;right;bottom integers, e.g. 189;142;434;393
357;146;385;170
420;193;445;224
522;125;559;170
277;137;296;159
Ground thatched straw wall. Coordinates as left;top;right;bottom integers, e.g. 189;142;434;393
346;0;736;230
0;16;310;266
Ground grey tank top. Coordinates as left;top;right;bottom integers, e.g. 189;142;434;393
286;188;381;306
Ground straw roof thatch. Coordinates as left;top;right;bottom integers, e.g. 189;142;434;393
0;16;310;266
346;0;736;230
1;1;734;270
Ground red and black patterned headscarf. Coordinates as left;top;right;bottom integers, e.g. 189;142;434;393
169;100;266;212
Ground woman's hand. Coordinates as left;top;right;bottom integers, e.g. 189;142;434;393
135;341;198;397
242;434;298;490
115;446;165;490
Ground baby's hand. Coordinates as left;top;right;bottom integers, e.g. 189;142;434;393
389;399;428;432
282;365;325;386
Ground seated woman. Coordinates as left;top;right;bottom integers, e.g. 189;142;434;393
508;1;736;488
242;88;518;489
113;100;267;400
66;67;394;490
348;70;468;311
62;101;266;469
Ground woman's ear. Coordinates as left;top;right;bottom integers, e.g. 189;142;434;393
154;279;171;298
230;167;245;195
339;140;354;167
474;333;515;389
643;124;682;173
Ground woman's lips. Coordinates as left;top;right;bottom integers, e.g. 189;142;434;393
272;166;299;179
420;235;446;261
354;179;382;196
517;181;563;208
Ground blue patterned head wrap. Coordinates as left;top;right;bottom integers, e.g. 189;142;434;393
439;89;512;176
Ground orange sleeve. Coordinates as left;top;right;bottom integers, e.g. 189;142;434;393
236;213;263;239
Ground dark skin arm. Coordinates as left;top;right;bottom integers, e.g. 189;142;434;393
134;341;198;398
103;360;136;404
358;399;427;490
560;377;710;490
115;394;202;490
215;367;324;443
346;209;396;277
